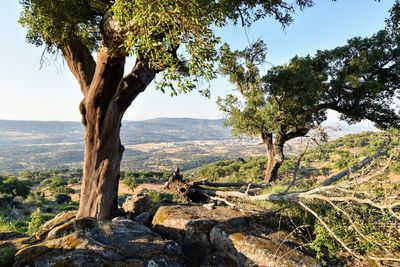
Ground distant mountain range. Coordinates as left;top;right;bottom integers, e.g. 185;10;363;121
0;118;376;173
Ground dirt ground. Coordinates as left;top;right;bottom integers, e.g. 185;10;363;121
69;182;165;202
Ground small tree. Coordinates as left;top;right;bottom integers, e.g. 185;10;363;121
218;30;400;183
0;176;31;202
27;208;43;235
18;0;314;219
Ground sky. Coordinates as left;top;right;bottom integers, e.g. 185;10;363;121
0;1;396;123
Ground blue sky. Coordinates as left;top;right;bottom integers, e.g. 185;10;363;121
0;1;396;122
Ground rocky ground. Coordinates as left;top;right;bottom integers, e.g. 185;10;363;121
0;191;319;267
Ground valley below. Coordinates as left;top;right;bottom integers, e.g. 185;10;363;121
0;118;374;173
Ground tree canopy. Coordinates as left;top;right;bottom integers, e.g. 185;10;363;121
0;175;31;201
19;0;313;95
218;29;400;181
18;0;317;219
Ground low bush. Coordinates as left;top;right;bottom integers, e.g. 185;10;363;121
27;208;43;235
0;245;16;267
55;194;71;204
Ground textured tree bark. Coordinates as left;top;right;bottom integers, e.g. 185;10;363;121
262;133;284;183
78;52;155;219
62;43;156;219
76;48;126;219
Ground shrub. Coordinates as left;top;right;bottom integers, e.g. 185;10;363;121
67;177;79;184
24;192;46;207
0;245;16;267
146;191;174;203
389;162;400;175
124;176;138;191
50;186;74;194
12;221;28;233
55;194;72;204
0;219;14;233
27;208;43;235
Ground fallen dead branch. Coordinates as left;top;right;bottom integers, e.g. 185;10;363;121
181;155;400;264
190;179;268;189
320;141;389;186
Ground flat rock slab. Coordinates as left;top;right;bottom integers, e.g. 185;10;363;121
211;223;319;267
152;204;244;247
10;212;184;267
152;205;319;267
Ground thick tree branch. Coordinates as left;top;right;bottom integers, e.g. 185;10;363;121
114;59;156;113
86;47;125;109
190;179;267;189
61;39;96;96
283;128;309;143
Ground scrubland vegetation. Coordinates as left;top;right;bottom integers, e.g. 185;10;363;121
1;130;398;265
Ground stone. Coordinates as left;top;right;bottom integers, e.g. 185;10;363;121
133;212;151;225
10;214;183;267
152;205;244;265
152;205;244;248
35;211;77;240
122;194;152;217
152;205;319;267
210;220;319;267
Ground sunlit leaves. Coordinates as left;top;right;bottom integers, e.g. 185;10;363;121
218;29;400;144
19;0;315;94
19;0;103;51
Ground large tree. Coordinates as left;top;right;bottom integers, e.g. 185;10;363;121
18;0;314;219
218;30;400;183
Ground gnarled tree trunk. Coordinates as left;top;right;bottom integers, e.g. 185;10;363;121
62;42;155;220
262;132;284;183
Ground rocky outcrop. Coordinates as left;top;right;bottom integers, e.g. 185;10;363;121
152;205;243;247
0;232;31;267
152;205;319;267
211;221;318;267
122;194;152;218
2;204;320;267
8;212;184;267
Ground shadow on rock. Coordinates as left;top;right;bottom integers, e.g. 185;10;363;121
151;204;319;267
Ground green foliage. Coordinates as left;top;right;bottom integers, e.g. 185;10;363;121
12;221;28;233
333;151;358;170
123;170;170;191
55;194;71;204
124;176;138;191
19;0;103;52
19;0;313;94
27;208;43;235
58;202;79;212
389;162;400;175
40;176;73;194
0;176;31;200
146;191;174;203
67;178;79;184
0;245;16;267
311;219;340;266
194;157;267;183
0;218;15;233
50;186;74;195
218;29;400;179
24;192;47;207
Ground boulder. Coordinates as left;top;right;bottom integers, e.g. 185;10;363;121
35;211;77;240
152;205;243;248
152;205;319;267
122;194;152;217
152;205;244;265
10;212;184;267
133;212;152;225
210;223;319;267
0;232;31;267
